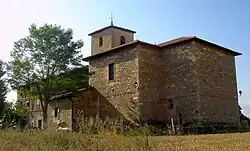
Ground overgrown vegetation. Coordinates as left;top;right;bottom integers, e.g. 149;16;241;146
1;130;250;151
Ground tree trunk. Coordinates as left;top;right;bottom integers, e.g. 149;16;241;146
43;111;48;130
42;101;48;130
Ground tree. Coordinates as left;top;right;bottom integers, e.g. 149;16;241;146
0;60;7;117
8;24;89;129
0;100;28;130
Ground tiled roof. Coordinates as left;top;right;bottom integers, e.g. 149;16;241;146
158;36;196;47
158;36;241;56
88;25;136;36
83;36;241;61
82;40;158;61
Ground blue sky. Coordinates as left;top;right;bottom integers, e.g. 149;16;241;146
0;0;249;116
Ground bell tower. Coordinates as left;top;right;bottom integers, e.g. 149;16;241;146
88;20;136;55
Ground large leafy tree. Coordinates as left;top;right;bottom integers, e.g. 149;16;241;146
8;24;89;129
0;60;7;117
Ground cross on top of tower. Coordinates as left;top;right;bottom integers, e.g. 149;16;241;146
110;12;114;26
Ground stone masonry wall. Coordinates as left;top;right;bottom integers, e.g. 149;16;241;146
161;41;199;126
112;28;134;48
91;28;113;55
193;40;240;127
137;44;166;121
91;28;134;56
73;89;128;130
47;98;72;130
89;46;139;123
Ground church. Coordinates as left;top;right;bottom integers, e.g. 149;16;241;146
21;23;242;131
82;22;241;129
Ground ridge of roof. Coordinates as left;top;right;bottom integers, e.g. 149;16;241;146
82;40;160;61
158;36;196;47
158;36;241;56
88;25;136;36
83;36;242;61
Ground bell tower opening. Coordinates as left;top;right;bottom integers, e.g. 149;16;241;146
88;23;136;55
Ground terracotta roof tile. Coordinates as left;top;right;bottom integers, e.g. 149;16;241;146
83;36;241;61
158;36;196;47
88;25;136;36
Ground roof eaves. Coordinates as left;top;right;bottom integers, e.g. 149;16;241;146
88;25;136;36
194;37;242;56
82;40;139;61
158;36;242;56
82;40;160;62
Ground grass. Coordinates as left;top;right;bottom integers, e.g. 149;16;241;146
1;130;250;151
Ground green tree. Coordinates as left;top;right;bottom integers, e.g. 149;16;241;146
8;24;89;129
0;60;7;117
0;100;28;129
0;101;15;128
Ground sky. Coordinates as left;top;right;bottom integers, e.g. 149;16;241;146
0;0;249;116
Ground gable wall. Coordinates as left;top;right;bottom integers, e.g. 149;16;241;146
160;41;199;126
193;40;240;126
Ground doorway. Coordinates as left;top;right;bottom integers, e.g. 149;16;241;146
38;120;42;129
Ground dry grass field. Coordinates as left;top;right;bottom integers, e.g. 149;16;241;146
0;131;250;151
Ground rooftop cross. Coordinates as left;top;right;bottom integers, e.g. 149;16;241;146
110;12;114;26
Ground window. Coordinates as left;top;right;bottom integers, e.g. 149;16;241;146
38;120;42;129
168;99;173;109
179;113;182;125
120;36;125;45
108;63;115;81
99;37;103;47
54;108;59;117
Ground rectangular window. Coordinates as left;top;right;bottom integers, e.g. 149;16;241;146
38;120;42;129
54;108;59;117
168;99;174;109
108;63;115;81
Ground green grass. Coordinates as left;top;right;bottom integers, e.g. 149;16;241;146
1;131;250;151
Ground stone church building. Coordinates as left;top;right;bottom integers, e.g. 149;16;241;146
21;24;242;130
83;24;241;128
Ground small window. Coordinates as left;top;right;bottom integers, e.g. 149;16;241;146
36;100;40;106
99;37;103;47
108;63;115;81
38;120;42;129
54;108;59;117
179;113;182;125
168;99;173;109
120;36;125;45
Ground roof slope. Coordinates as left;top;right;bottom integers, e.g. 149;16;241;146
88;25;136;36
158;36;241;56
83;36;242;61
158;36;195;47
82;40;158;61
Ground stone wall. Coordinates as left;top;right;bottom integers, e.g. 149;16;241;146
193;40;240;127
47;98;72;130
161;41;199;126
89;46;139;123
112;28;134;48
137;44;165;121
28;111;43;129
91;28;113;55
91;28;134;55
73;89;128;130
